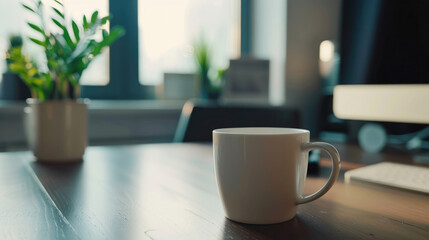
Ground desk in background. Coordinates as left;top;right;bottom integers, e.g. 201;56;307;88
0;143;428;239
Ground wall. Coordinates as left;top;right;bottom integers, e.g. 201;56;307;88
285;0;342;133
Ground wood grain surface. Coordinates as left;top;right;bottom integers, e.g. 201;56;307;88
1;143;428;239
0;152;79;239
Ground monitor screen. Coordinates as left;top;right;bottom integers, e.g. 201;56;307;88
339;0;429;85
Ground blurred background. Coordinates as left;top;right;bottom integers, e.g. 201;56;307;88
1;0;428;155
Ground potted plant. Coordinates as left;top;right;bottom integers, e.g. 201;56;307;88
7;0;124;162
0;35;31;100
193;38;225;100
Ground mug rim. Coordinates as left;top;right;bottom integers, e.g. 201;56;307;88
213;127;309;136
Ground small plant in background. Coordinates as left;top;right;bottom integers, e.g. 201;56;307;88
0;35;31;100
194;38;211;98
6;0;124;100
5;35;24;72
193;38;225;100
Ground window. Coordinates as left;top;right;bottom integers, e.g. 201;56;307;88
138;0;240;85
1;0;244;99
0;0;26;84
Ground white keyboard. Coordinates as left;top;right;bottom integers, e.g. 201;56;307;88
344;162;429;194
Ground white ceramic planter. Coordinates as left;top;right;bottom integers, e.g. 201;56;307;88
24;99;88;162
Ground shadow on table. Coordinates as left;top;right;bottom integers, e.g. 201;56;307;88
222;216;316;240
29;160;84;217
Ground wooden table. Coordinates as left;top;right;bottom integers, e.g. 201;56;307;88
1;143;428;239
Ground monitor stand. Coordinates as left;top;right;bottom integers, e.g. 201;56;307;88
358;123;429;163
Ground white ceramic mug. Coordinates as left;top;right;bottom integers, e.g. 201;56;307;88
213;127;341;224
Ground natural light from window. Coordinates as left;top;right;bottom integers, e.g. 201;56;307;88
138;0;240;85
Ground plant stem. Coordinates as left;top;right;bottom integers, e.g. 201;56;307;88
31;90;37;99
63;78;69;99
74;85;81;99
54;76;60;100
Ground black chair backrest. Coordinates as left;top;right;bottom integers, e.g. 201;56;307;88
174;101;301;142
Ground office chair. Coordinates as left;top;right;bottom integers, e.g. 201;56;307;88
173;100;301;142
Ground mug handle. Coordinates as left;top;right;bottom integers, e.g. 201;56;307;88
297;142;341;204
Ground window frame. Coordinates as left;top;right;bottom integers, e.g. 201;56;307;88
241;0;252;56
82;0;249;99
82;0;154;99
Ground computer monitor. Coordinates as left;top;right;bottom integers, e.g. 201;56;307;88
334;0;429;123
333;0;429;152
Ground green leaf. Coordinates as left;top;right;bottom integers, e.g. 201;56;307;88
22;4;36;13
101;16;110;24
69;75;79;87
102;29;108;38
29;37;46;47
6;54;21;62
91;42;103;56
92;27;124;56
9;47;23;54
91;11;99;24
63;29;75;49
107;26;125;42
36;89;45;101
52;7;64;19
27;23;44;35
42;73;52;86
28;68;38;77
51;18;64;29
48;58;59;69
32;78;44;85
72;20;80;41
83;15;89;29
54;0;64;6
51;34;69;55
9;63;26;73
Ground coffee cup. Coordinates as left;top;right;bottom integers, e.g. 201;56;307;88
213;127;341;224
